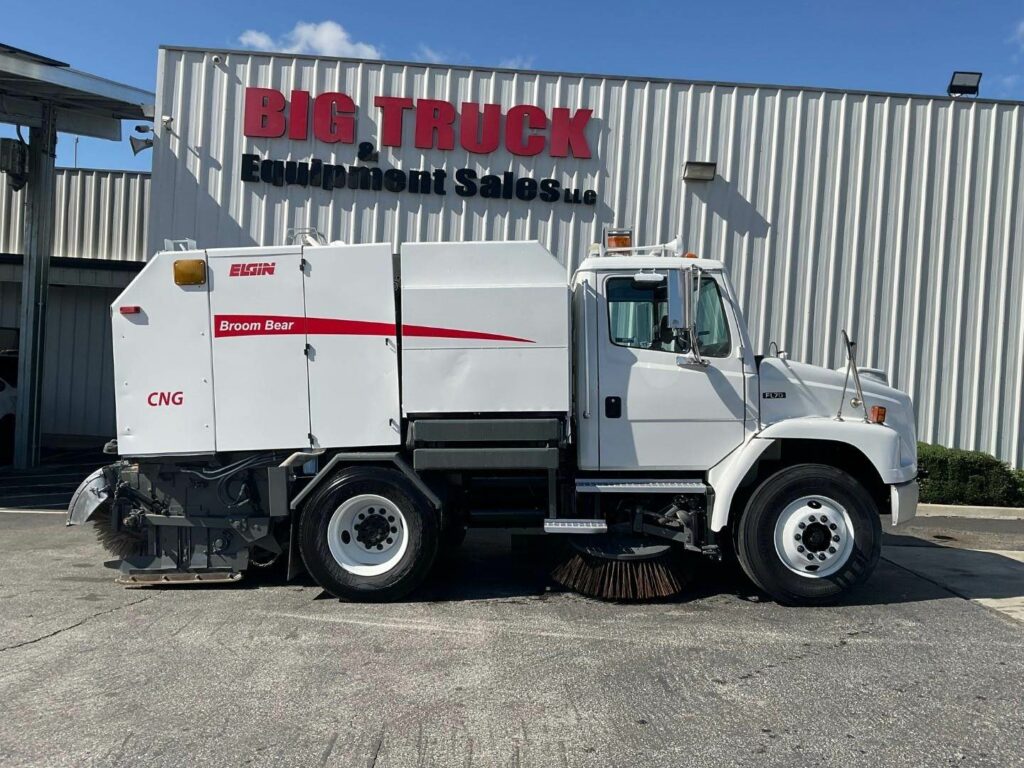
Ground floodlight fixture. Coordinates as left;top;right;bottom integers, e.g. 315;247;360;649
947;71;982;98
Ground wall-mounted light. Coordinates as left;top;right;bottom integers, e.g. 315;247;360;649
683;161;717;182
947;71;982;98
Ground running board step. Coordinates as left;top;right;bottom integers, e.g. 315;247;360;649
543;519;608;534
575;479;708;494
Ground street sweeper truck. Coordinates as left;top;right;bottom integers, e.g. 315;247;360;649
68;229;919;603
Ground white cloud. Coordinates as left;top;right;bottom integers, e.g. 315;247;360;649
1013;19;1024;50
998;74;1021;96
237;21;381;59
414;45;446;64
499;55;535;70
238;30;275;50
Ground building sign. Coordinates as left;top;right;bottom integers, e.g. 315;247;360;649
238;87;598;205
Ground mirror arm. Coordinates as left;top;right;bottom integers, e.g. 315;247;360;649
689;265;707;366
681;327;709;367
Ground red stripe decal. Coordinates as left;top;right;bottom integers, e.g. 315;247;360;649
401;323;533;344
213;315;533;343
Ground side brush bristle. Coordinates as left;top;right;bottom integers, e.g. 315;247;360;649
552;551;692;601
92;517;144;559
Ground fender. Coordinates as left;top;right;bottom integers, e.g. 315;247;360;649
708;417;915;532
707;437;776;533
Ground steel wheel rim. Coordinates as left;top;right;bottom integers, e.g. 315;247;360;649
327;494;408;577
773;495;854;578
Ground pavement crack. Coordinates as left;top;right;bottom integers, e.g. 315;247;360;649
0;595;154;654
319;731;339;767
367;729;384;768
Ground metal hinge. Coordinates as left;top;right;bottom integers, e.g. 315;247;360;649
308;432;315;444
303;343;312;357
300;258;309;271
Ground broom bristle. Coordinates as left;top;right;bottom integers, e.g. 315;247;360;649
93;516;144;559
552;550;692;601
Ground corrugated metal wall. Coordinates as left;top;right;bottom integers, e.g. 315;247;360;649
148;49;1024;467
0;168;149;261
0;278;119;437
0;280;19;327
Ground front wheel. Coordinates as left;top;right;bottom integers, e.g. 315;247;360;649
735;463;881;605
299;466;439;601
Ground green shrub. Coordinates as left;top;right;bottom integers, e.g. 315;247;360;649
917;442;1024;507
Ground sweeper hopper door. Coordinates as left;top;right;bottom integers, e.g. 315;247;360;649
208;244;400;452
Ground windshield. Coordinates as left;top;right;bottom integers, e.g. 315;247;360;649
607;273;731;357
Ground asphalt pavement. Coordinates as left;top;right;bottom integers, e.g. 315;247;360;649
1;505;1023;768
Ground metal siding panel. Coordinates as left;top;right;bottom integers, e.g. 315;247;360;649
0;280;20;326
38;285;118;437
1;168;149;261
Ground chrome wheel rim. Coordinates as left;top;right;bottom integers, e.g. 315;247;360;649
327;494;408;577
773;495;854;578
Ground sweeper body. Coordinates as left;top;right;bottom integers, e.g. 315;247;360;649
69;231;919;603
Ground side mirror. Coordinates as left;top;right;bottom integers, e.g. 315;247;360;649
667;268;688;329
672;267;708;367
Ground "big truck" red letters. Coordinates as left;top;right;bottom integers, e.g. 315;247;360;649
243;88;593;160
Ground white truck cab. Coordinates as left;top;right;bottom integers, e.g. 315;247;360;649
69;230;919;605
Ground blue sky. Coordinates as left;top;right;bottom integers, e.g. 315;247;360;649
2;0;1023;171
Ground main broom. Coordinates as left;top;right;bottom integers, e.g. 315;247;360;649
551;534;696;601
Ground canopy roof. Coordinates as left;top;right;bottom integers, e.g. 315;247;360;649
0;43;154;140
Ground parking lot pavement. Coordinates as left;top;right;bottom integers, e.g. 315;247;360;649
1;511;1023;768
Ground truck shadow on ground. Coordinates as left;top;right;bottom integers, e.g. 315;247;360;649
293;529;1024;608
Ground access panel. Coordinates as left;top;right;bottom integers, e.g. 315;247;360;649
302;243;400;448
111;250;216;457
208;247;310;452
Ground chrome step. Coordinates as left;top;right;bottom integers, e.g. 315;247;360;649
543;518;608;534
575;479;708;495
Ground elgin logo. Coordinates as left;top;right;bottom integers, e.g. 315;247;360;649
229;262;276;277
148;391;184;406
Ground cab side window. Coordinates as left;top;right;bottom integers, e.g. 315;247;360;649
606;275;731;357
693;277;731;357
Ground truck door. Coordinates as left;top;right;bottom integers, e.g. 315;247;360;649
208;247;310;452
597;271;747;470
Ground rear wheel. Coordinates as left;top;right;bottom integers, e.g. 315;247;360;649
299;466;438;601
735;463;881;605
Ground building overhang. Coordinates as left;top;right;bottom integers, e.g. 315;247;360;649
0;44;154;140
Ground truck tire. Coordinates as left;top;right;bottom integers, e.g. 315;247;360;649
298;466;439;601
735;463;881;605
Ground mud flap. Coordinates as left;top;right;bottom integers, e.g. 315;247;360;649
890;480;919;525
286;518;305;581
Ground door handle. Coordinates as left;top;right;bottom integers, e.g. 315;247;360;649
605;396;622;419
676;353;710;369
